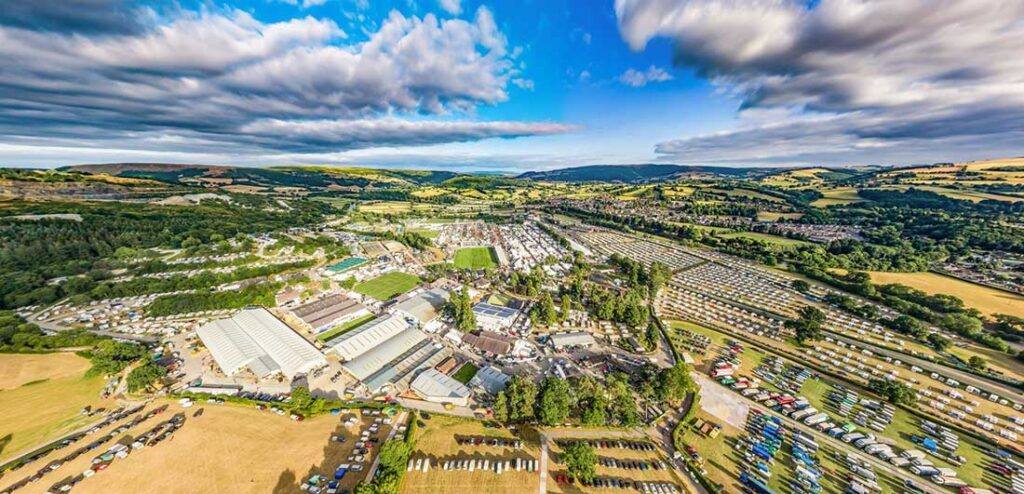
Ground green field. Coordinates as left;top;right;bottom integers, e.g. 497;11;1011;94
354;272;422;301
451;363;479;384
317;313;377;342
453;246;499;269
719;231;813;248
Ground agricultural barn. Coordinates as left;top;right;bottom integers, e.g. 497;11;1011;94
394;288;449;326
550;331;597;349
324;314;410;360
291;294;369;333
410;368;472;407
469;365;511;395
471;302;519;332
196;308;327;379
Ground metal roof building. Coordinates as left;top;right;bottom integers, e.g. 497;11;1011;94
550;331;597;349
290;294;369;333
394;288;449;325
196;308;326;378
462;331;516;355
410;368;471;406
324;314;410;361
469;365;510;395
472;302;519;331
341;327;427;381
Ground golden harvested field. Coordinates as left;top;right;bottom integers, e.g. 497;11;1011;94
2;401;389;494
867;271;1024;318
756;211;804;222
0;354;106;463
0;353;91;390
400;415;540;494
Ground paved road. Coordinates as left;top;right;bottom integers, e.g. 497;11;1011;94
539;434;549;494
827;331;1023;400
366;411;408;479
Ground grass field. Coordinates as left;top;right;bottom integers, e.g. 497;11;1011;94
316;313;377;342
0;353;106;463
400;415;540;494
710;188;784;202
756;212;805;222
719;231;813;248
354;272;422;301
867;271;1024;318
810;187;865;208
3;401;385;494
453;247;499;269
451;363;479;384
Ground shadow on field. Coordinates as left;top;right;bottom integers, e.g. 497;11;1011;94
0;434;11;457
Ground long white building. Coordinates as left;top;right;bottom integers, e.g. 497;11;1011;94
196;308;326;379
324;314;410;361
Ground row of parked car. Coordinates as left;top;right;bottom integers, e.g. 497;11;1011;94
553;439;657;452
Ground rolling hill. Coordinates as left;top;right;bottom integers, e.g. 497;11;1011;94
517;164;768;183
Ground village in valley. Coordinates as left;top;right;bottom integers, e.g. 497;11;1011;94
1;159;1024;494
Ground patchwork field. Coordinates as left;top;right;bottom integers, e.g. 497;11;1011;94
867;271;1024;318
354;272;422;301
756;212;805;222
0;353;106;463
453;247;499;269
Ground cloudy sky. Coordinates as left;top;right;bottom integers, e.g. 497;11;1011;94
1;0;1023;170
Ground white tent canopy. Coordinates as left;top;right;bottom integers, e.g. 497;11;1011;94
197;308;326;378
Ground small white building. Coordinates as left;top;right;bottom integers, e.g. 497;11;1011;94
469;365;510;396
550;331;597;349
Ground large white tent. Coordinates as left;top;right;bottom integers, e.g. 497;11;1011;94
197;308;326;378
410;368;471;406
325;313;410;361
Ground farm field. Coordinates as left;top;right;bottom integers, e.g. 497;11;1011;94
453;247;499;269
710;188;784;202
0;353;106;463
354;272;421;301
5;401;383;494
756;212;804;222
881;185;1024;203
867;271;1024;318
400;415;540;494
810;187;864;208
719;231;813;248
359;201;437;214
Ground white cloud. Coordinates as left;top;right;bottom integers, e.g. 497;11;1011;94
0;6;570;155
615;0;1024;165
618;65;674;87
438;0;461;15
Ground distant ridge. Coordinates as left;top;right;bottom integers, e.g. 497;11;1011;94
517;163;768;183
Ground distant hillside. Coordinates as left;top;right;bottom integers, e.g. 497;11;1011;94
517;164;764;183
63;163;463;190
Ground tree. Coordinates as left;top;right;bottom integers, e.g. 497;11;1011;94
968;355;987;370
560;295;572;323
927;332;952;352
126;356;167;393
791;279;811;293
562;442;597;483
537;377;571;426
657;362;696;403
492;391;509;423
505;376;537;423
647;261;671;300
868;379;917;406
786;306;826;344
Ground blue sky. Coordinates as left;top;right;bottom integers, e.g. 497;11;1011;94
1;0;1022;170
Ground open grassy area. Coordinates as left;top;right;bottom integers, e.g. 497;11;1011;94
453;247;499;270
400;414;539;494
810;187;864;208
710;188;784;202
316;313;377;342
354;272;422;301
756;212;804;222
867;271;1024;318
0;353;106;463
719;231;814;248
451;363;479;384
